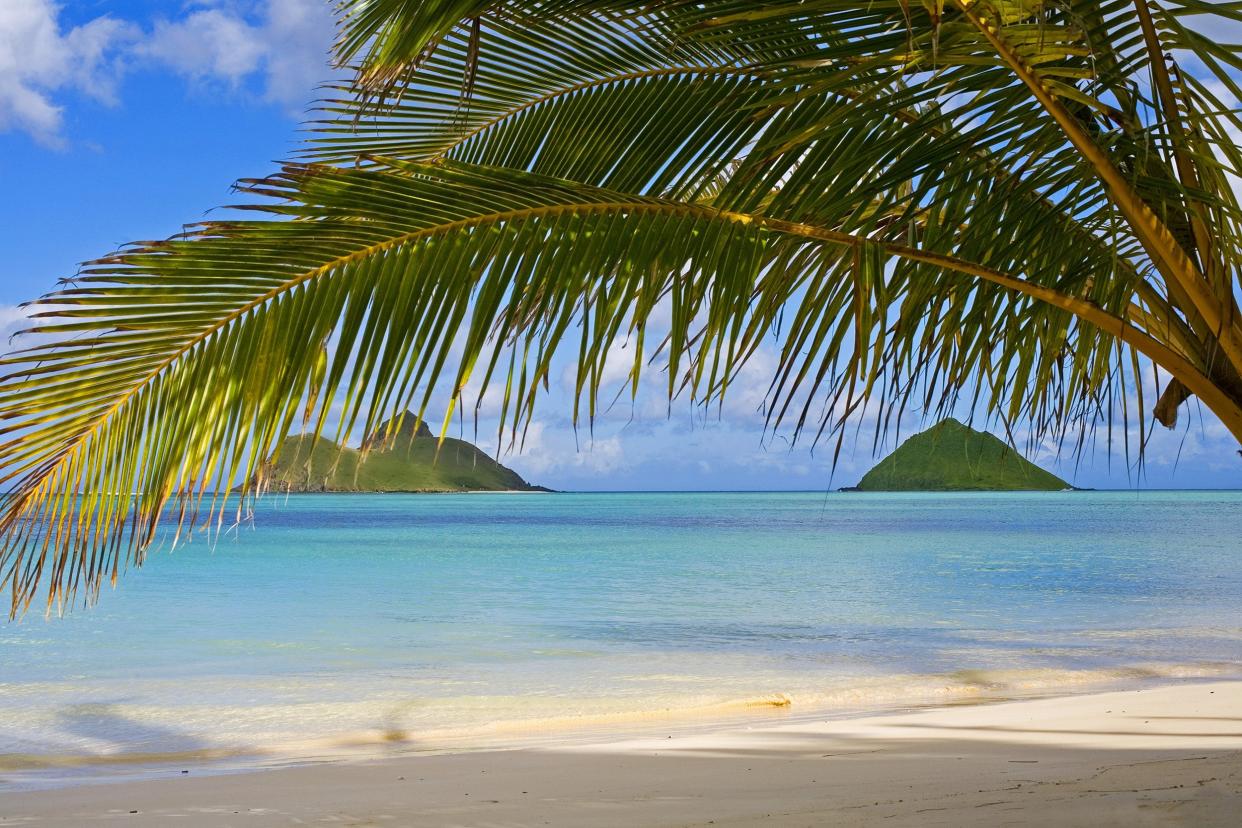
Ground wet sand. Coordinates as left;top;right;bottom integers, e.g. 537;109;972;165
4;681;1241;826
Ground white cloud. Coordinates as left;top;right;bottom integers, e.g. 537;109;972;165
139;9;266;84
0;1;337;145
0;0;136;144
719;344;778;420
261;0;338;107
557;337;656;422
511;421;630;477
138;0;337;110
0;305;28;338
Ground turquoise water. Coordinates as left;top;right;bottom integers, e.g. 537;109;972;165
2;491;1241;787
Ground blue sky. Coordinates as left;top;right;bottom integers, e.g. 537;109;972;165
1;0;1240;491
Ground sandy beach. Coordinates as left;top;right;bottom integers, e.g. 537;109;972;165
4;680;1241;826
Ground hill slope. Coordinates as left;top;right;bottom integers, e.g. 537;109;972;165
854;419;1070;491
266;413;542;493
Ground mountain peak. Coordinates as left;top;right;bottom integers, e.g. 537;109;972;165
363;411;433;449
934;417;968;429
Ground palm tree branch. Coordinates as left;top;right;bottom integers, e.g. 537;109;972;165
1132;0;1231;311
955;0;1242;373
5;157;1236;615
322;1;1190;372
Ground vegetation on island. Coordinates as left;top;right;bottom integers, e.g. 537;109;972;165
851;419;1069;492
267;413;542;493
4;0;1242;614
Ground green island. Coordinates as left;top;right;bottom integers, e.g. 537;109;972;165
265;413;546;493
849;418;1072;491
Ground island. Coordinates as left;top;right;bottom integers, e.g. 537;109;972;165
847;418;1072;491
264;412;547;493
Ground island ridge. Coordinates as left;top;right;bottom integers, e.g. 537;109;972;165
266;412;545;493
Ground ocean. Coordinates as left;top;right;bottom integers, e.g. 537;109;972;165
2;491;1240;788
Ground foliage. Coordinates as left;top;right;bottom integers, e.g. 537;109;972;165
2;0;1242;614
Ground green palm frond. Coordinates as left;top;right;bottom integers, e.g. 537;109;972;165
3;0;1242;615
318;0;1242;413
310;24;770;196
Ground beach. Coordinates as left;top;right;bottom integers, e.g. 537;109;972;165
4;681;1240;826
4;492;1242;823
4;493;1242;790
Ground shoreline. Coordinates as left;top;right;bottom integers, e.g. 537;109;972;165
5;680;1241;825
5;662;1236;793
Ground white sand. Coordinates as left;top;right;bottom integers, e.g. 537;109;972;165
4;681;1241;826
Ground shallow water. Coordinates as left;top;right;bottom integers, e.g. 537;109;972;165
2;491;1240;787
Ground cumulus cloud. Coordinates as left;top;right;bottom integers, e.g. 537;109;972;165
0;1;338;144
139;9;267;85
510;421;631;478
137;0;338;109
262;0;339;106
0;0;136;144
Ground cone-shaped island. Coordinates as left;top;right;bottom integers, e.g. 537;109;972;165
850;418;1071;491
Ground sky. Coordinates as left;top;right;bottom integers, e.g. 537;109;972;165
1;0;1240;491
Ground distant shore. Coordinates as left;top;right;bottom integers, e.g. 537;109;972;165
7;681;1241;826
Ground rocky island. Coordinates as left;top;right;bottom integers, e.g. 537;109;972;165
265;412;546;493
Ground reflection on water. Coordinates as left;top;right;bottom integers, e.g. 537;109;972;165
1;491;1241;788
